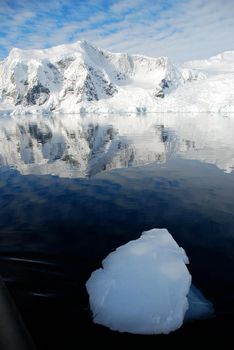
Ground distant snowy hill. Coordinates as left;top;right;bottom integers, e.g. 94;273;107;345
0;41;233;114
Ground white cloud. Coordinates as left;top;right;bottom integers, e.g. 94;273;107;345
0;0;234;62
110;0;143;13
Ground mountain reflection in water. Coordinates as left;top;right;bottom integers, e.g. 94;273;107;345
0;113;234;347
0;113;233;178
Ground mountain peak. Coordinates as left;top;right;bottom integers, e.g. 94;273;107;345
7;40;100;61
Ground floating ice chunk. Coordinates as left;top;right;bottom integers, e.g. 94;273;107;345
87;229;191;334
86;228;213;334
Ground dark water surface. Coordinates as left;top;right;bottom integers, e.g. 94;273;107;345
0;113;233;346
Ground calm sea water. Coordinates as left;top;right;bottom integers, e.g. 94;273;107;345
0;113;233;346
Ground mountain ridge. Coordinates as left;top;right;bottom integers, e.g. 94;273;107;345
0;40;233;114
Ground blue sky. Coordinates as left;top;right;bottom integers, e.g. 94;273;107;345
0;0;234;62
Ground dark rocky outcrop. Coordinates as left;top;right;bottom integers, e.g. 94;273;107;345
23;83;50;106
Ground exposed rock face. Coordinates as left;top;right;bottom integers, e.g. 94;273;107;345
23;83;50;106
154;88;165;98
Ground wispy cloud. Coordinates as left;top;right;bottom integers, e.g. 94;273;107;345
0;0;234;62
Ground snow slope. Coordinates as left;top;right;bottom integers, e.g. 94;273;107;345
157;51;234;113
1;40;230;114
86;228;213;334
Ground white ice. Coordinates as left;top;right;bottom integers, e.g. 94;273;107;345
86;228;213;334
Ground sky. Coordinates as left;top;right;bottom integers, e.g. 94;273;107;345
0;0;234;62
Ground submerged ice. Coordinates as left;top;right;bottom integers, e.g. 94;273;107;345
86;228;213;334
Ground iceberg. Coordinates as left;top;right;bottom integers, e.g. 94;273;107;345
86;228;213;334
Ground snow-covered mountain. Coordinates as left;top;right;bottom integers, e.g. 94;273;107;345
1;40;231;114
0;113;233;178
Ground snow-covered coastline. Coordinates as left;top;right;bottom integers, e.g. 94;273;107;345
0;40;233;115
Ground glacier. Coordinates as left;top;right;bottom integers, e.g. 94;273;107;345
86;228;213;335
0;40;233;114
